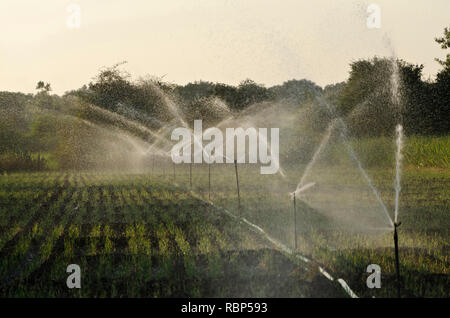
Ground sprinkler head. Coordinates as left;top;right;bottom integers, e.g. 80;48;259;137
394;221;402;228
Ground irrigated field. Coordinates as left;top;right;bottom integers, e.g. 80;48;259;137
0;163;448;298
0;171;344;298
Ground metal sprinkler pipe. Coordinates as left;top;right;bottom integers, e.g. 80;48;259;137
293;193;297;251
152;156;155;175
394;221;401;298
162;161;165;178
173;162;176;182
208;164;211;201
189;162;192;189
234;160;241;218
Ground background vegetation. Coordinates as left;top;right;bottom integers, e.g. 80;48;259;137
1;28;448;171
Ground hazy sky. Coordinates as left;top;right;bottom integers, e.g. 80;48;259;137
1;0;449;94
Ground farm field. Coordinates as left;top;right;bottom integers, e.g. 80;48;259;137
0;171;344;298
0;163;448;298
182;163;449;298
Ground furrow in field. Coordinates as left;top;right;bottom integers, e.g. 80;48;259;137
0;173;65;252
0;174;76;290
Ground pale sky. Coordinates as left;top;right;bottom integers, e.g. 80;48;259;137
1;0;449;94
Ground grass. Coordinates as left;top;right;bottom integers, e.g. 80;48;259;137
345;135;450;168
172;160;449;298
0;171;343;298
404;135;450;168
0;147;448;297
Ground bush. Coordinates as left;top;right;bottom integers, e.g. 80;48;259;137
0;153;45;172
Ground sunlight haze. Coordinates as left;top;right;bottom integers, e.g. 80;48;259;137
1;0;449;94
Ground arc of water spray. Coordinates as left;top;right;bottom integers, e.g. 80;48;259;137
340;130;394;228
149;87;221;163
223;116;286;177
149;81;189;129
394;124;403;224
146;123;179;158
293;121;335;197
189;191;358;298
83;103;164;141
76;103;176;159
294;182;316;197
314;97;394;228
64;114;151;155
165;135;234;163
256;126;286;178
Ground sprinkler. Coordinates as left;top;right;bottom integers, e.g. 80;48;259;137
162;161;165;178
234;160;241;218
152;156;155;175
292;193;297;251
393;124;403;298
173;162;176;182
208;164;211;200
289;184;315;252
394;221;401;298
189;162;192;189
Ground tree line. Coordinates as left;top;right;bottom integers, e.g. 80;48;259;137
0;27;448;171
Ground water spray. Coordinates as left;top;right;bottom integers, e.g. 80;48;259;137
234;160;241;218
394;124;403;224
393;221;401;298
393;124;404;298
295;182;316;196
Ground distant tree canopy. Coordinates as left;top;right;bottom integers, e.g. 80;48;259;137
270;79;323;105
1;28;449;171
83;62;135;112
66;52;448;138
435;26;450;69
36;81;51;93
432;26;450;134
335;26;449;137
0;92;33;156
335;58;422;136
336;52;448;136
69;64;324;127
174;79;275;111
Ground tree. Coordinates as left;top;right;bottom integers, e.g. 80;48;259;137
235;79;272;110
337;58;426;136
431;26;450;134
174;81;215;102
86;62;135;112
29;114;59;152
435;26;450;69
0;92;32;155
213;83;239;108
270;79;322;105
36;81;51;93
